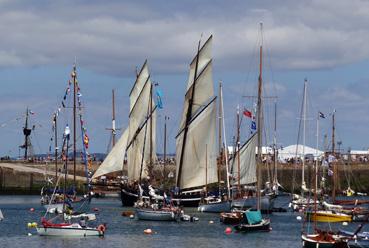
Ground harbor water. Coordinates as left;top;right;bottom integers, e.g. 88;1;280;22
0;195;364;248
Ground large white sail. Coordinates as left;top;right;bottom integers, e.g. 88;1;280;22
231;133;258;185
176;35;217;189
126;62;156;181
91;128;129;179
176;98;217;189
179;36;214;131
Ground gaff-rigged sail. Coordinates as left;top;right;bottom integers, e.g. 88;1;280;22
126;61;156;181
176;35;217;189
91;128;129;179
91;61;156;181
230;133;258;186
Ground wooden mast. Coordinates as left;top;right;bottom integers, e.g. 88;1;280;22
332;111;336;202
54;113;58;178
302;79;307;190
149;83;153;181
176;38;202;188
72;64;77;185
24;107;29;160
273;101;278;191
256;23;263;210
205;144;208;196
220;83;231;200
237;106;241;196
112;89;116;146
163;116;168;183
217;81;222;189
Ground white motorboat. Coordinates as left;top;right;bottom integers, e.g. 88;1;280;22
36;218;105;237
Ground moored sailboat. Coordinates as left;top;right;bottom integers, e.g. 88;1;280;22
174;35;218;207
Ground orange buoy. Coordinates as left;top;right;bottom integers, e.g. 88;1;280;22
225;227;232;234
144;228;153;234
97;224;106;234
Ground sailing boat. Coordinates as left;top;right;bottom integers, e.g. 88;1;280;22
92;60;158;206
291;80;320;211
301;91;349;247
174;35;218;207
36;123;104;237
198;82;232;213
233;23;271;232
231;24;273;214
41;64;90;213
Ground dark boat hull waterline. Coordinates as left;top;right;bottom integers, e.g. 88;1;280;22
234;218;271;232
198;201;231;213
231;195;274;213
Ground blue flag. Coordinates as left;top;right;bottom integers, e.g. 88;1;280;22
156;89;163;109
251;121;256;130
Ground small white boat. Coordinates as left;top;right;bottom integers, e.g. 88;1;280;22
135;208;180;221
198;198;231;213
36;218;105;237
0;209;3;221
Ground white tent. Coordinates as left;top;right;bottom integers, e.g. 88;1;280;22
278;144;324;162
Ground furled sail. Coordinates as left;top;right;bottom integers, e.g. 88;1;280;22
231;132;258;185
91;128;129;179
176;35;217;189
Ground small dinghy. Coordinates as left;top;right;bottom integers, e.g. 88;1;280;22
234;210;271;232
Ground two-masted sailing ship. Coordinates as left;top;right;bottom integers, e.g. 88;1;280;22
92;60;158;207
173;35;219;207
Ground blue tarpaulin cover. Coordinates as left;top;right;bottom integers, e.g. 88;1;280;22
245;210;262;225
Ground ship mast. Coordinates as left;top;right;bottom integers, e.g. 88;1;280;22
256;23;264;210
23;107;30;160
177;38;202;188
72;64;77;185
54;113;58;178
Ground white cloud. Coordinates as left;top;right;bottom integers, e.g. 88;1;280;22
0;1;369;75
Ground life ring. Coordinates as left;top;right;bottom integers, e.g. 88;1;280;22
97;224;106;233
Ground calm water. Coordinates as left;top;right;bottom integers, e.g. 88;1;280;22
0;195;363;248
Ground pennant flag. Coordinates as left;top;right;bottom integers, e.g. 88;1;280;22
319;111;326;118
243;108;252;118
251;121;256;130
84;133;89;149
155;88;163;109
29;110;35;115
77;92;82;97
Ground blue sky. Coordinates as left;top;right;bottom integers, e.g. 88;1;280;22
0;0;368;157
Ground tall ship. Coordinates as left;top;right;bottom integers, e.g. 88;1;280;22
92;60;158;206
174;35;218;207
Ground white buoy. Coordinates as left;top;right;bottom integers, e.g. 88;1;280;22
129;215;134;219
342;222;348;226
28;233;32;236
209;220;214;224
296;216;302;221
